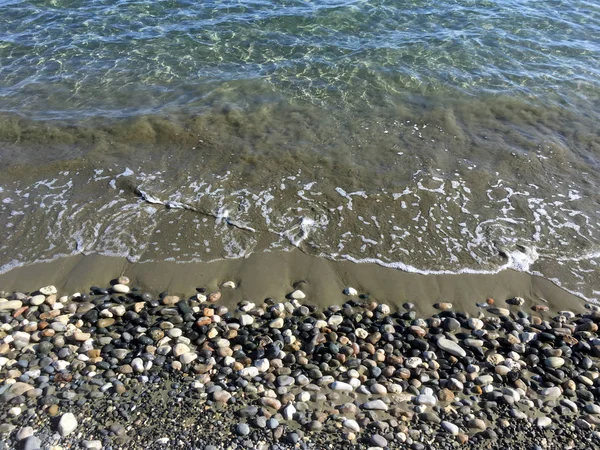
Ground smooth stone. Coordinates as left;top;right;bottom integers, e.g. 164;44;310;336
371;434;388;447
23;436;42;450
441;421;459;435
239;315;254;326
82;440;103;450
58;412;78;437
213;391;232;403
282;404;296;420
343;287;358;296
540;386;562;399
545;357;565;369
536;416;552;428
370;383;387;395
362;400;388;411
585;404;600;415
416;394;437;407
290;290;306;300
112;284;130;294
16;426;34;440
343;419;361;432
30;295;46;306
331;381;353;392
270;318;284;329
236;423;250;436
436;338;466;357
0;300;22;310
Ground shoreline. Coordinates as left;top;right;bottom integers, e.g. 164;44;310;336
0;250;587;316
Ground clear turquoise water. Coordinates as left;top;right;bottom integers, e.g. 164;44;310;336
0;0;599;301
0;0;598;117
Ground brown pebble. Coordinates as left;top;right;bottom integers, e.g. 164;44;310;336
435;302;453;311
196;317;212;327
486;298;494;305
532;304;549;312
48;404;60;416
438;388;455;402
13;306;28;318
162;295;180;306
115;384;127;394
457;434;469;444
54;373;72;382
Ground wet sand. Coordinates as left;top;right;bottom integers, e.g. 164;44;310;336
0;250;586;315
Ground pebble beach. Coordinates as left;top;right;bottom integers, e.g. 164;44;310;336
2;270;600;450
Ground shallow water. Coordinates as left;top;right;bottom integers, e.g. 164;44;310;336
0;0;599;300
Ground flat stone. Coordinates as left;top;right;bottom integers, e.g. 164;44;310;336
112;284;130;294
82;440;103;450
362;400;388;411
289;290;306;300
39;285;58;296
330;381;353;392
0;300;22;311
436;338;466;357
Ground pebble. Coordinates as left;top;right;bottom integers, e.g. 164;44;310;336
436;338;466;357
362;400;388;411
112;284;130;294
236;423;250;436
57;412;78;436
290;290;306;299
441;421;459;435
343;287;358;296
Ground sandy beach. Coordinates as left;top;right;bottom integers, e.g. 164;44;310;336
0;251;586;317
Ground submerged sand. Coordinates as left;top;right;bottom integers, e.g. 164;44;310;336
0;250;586;315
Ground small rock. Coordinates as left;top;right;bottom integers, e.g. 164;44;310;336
112;284;130;294
436;338;466;357
343;287;358;296
58;412;78;437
